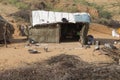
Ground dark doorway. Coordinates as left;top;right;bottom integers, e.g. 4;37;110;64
60;23;84;42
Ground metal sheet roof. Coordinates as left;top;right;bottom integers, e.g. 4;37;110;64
32;10;91;26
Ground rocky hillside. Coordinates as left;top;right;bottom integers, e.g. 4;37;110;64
23;0;120;21
0;0;119;37
0;0;119;22
86;0;120;21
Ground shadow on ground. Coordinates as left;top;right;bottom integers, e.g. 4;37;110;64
11;38;27;44
0;54;120;80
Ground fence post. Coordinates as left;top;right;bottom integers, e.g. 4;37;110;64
3;22;8;48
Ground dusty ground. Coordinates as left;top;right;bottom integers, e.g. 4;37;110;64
0;23;119;71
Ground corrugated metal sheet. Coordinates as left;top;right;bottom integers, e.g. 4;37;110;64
32;10;91;26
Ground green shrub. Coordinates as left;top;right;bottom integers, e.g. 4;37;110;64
99;10;112;19
98;18;108;24
16;2;29;10
95;18;112;26
74;0;112;19
8;0;17;4
8;0;29;10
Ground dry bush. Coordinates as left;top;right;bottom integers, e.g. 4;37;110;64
0;54;120;80
100;47;120;64
0;15;14;43
10;10;30;22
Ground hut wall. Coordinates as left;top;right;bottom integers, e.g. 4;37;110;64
29;24;60;43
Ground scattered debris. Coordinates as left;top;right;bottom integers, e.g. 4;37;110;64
100;47;120;64
28;39;37;44
104;43;117;49
44;47;48;52
35;43;40;46
85;45;90;49
93;41;100;51
26;43;31;46
28;49;39;54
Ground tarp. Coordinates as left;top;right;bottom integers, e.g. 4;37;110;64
73;13;91;23
55;12;62;22
32;10;91;26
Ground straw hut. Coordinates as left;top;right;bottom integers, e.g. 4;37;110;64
0;15;14;43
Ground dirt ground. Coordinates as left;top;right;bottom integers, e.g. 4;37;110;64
0;23;119;71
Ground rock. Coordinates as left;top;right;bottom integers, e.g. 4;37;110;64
28;49;39;54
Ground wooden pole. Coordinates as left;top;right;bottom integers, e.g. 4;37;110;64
3;23;7;48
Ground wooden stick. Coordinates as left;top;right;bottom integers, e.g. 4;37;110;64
3;22;7;48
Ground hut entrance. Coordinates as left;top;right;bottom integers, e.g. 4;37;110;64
60;23;84;42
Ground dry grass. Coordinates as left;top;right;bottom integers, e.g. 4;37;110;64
0;54;120;80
